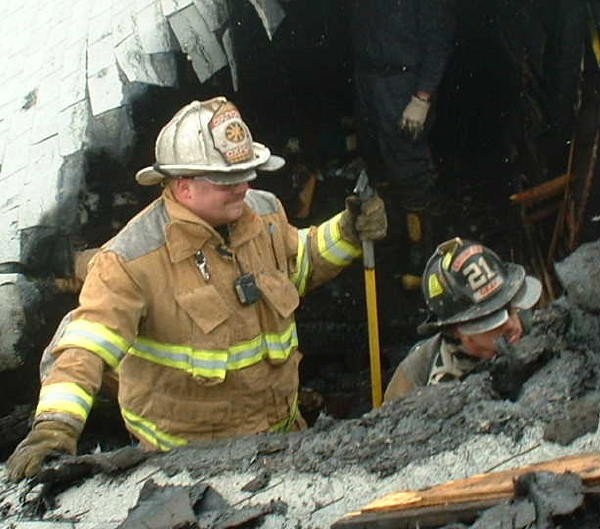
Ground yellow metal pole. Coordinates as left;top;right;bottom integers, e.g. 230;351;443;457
364;266;383;407
353;169;383;408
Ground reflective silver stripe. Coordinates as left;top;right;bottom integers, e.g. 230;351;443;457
128;323;298;377
264;325;298;357
71;328;125;361
134;340;227;371
228;325;298;368
317;214;360;265
291;228;311;295
121;408;187;451
36;382;94;422
39;392;91;413
228;344;266;368
41;310;74;381
58;321;127;368
269;392;299;433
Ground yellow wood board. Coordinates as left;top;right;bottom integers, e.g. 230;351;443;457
337;452;600;525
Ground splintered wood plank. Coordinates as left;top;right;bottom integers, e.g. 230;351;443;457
334;498;509;529
333;452;600;528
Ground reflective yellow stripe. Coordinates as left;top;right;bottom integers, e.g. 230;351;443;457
56;319;129;368
123;395;299;450
131;338;228;379
129;322;299;379
291;228;311;295
269;392;299;433
121;408;188;451
317;213;361;266
591;18;600;67
36;382;93;422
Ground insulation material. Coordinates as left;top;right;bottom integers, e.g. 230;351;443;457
31;76;60;145
115;33;177;86
87;64;125;117
135;0;176;54
19;137;63;229
248;0;285;40
160;0;193;18
166;3;228;82
59;41;87;110
57;100;89;157
222;27;239;91
113;2;136;46
194;0;229;32
1;127;31;177
87;35;125;116
116;1;177;85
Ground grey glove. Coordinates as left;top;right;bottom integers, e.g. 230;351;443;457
399;96;431;139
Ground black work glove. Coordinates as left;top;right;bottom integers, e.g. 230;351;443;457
489;353;526;401
488;337;528;401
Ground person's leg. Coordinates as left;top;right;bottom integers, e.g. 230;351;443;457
375;74;438;289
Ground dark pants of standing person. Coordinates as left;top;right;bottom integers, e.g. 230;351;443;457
354;69;437;282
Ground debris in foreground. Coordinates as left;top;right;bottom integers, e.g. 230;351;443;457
2;240;600;529
333;452;600;528
116;479;285;529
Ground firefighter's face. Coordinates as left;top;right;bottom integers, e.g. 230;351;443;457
174;178;249;226
457;310;524;360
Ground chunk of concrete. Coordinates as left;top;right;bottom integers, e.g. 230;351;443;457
0;273;41;371
554;239;600;312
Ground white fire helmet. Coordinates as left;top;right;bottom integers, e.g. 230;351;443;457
135;97;285;186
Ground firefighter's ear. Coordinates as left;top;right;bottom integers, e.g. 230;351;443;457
172;178;193;200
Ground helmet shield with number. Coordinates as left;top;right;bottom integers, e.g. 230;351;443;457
417;238;541;335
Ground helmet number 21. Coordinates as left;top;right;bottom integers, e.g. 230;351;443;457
463;257;496;290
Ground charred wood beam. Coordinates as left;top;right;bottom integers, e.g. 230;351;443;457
509;173;569;206
570;129;600;250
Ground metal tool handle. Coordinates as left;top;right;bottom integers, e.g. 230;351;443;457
353;169;375;201
353;170;376;269
353;169;382;407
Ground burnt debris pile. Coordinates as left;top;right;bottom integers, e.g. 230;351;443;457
1;238;599;529
1;239;600;529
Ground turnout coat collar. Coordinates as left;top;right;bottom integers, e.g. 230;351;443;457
162;187;262;264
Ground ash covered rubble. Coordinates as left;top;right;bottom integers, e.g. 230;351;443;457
2;240;600;528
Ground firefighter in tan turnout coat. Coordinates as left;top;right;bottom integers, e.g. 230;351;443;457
7;97;387;481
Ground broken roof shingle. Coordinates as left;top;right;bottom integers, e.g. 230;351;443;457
0;0;286;369
0;0;286;262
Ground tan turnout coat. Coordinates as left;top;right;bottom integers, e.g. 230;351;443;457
384;333;480;403
38;187;360;450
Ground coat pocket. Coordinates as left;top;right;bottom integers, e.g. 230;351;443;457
157;394;232;438
175;285;230;334
256;272;300;319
